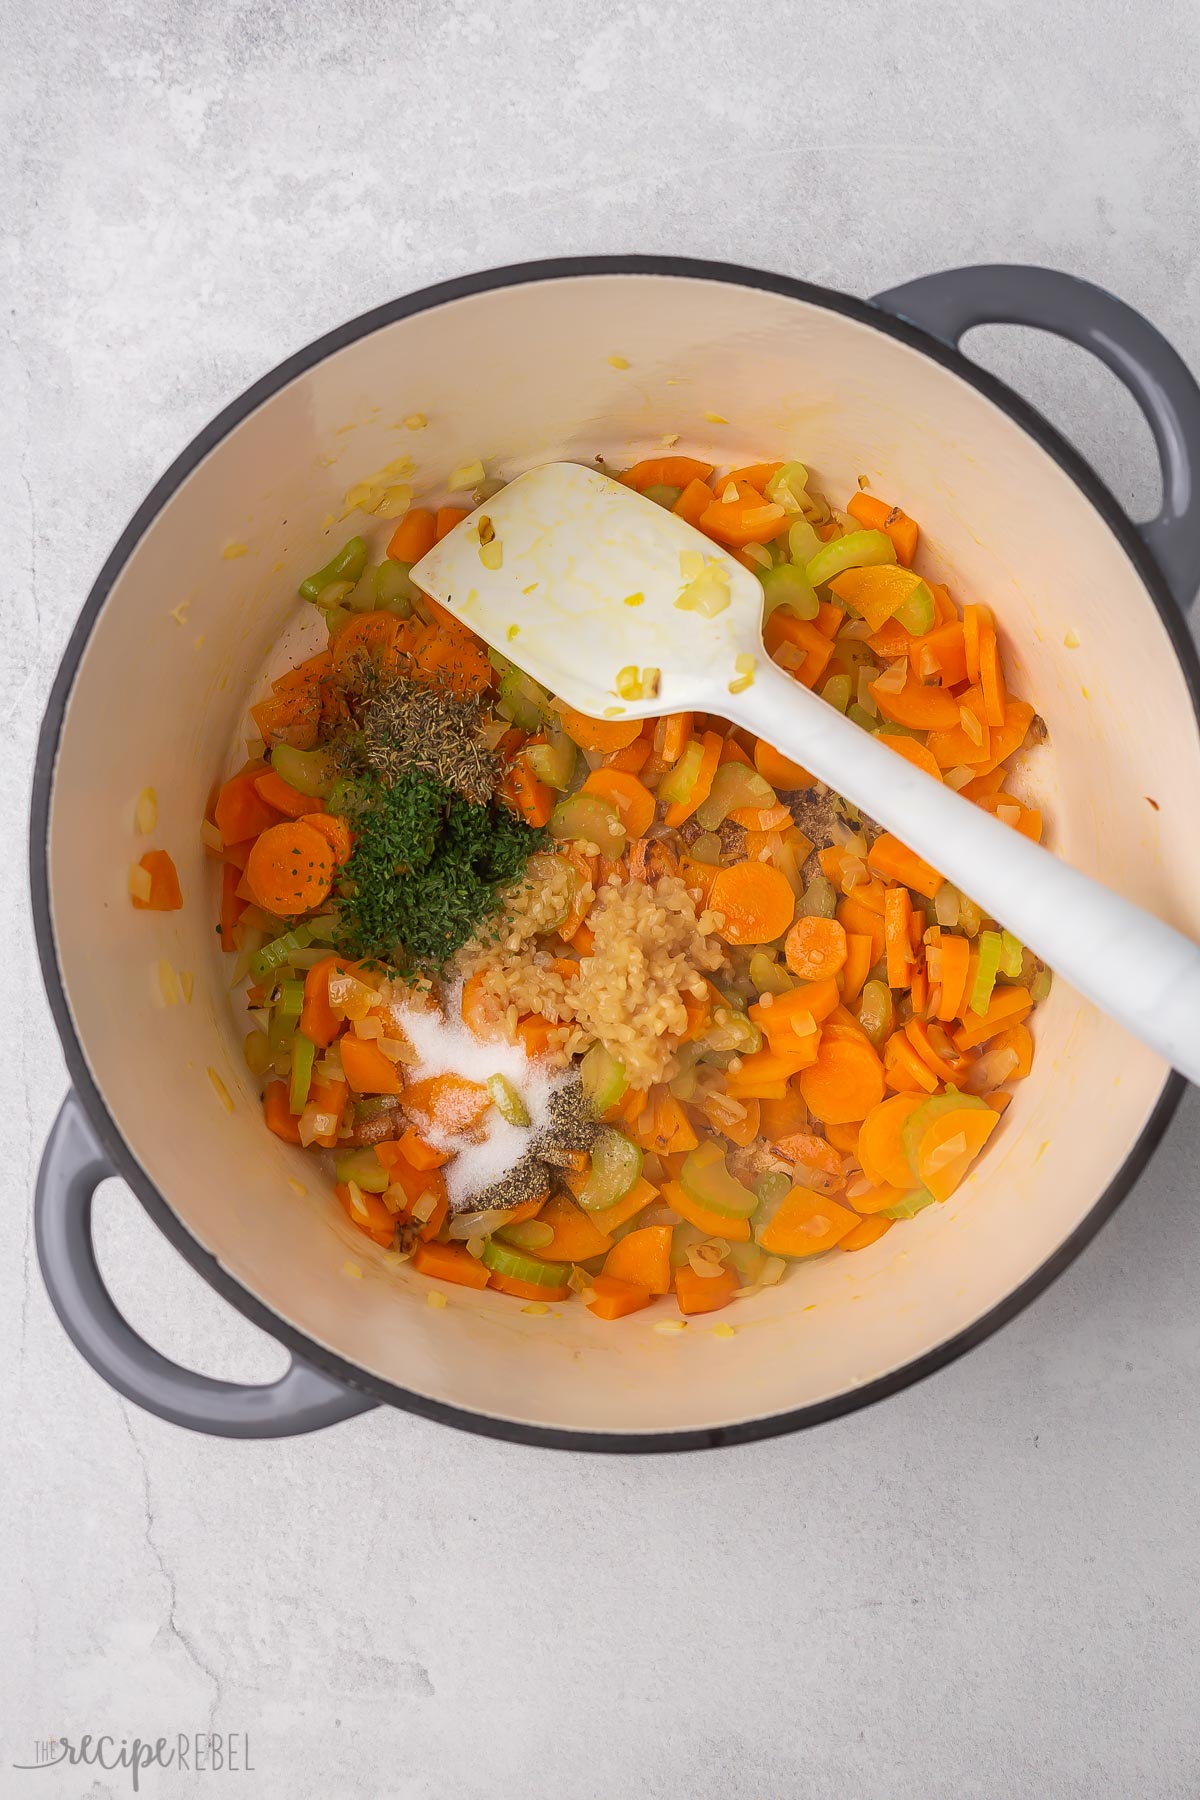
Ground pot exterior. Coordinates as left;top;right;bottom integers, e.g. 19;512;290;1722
32;260;1200;1445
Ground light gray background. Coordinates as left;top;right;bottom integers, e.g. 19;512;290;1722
4;2;1200;1795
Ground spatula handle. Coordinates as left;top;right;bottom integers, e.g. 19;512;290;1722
726;660;1200;1084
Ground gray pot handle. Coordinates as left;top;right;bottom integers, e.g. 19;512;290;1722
36;1093;378;1437
872;265;1200;612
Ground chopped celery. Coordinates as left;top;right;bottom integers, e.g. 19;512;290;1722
273;978;305;1022
880;1188;936;1220
288;1031;316;1115
525;729;577;792
549;792;626;856
958;894;984;939
299;536;367;602
998;930;1024;979
680;1141;758;1219
669;1222;712;1268
901;1093;989;1180
345;562;383;613
688;832;724;866
875;720;924;742
498;667;553;731
376;559;417;613
857;979;895;1047
820;673;851;714
893;580;936;635
488;647;514;677
656;738;705;806
970;931;1003;1014
848;704;878;731
695;763;774;831
758;561;819;621
702;1005;762;1058
243;1029;271;1078
787;519;822;566
579;1128;642;1211
270;743;336;798
800;875;838;919
304;911;341;945
494;1219;555;1250
581;1043;628;1111
480;1241;567;1287
726;1237;769;1283
250;924;314;984
804;529;896;589
323;604;353;639
667;1062;700;1102
354;1096;399;1123
487;1073;530;1126
1029;965;1054;1005
643;483;683;508
335;1147;390;1193
749;952;794;997
753;1169;792;1208
325;775;372;818
765;461;810;512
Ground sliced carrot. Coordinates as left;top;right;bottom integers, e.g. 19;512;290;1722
799;1035;886;1124
986;1090;1013;1115
814;600;845;640
215;770;281;845
971;698;1035;775
822;1120;859;1158
722;461;783;491
330;611;405;677
300;955;348;1049
504;760;554;827
868;833;943;901
514;1014;559;1059
412;630;492;700
962;603;990;685
675;1263;739;1314
250;686;322;751
905;1018;959;1084
709;861;796;946
131;849;183;911
243;821;334;916
753;738;815;791
935;934;971;1021
870;669;961;732
652;711;694;764
532;1191;613;1262
846;491;919;565
785;916;848;981
672;478;714;529
555;700;642;753
663;729;723;829
840;1216;894;1252
677;854;720;903
412;1241;491;1290
485;1270;568;1302
758;1082;811;1140
586;1273;653;1320
827;563;930;634
883;886;914;989
991;1021;1034;1080
879;734;944;783
434;506;469;542
336;1037;402;1097
910;620;967;687
915;1106;999;1202
385;1127;447;1172
581;1175;658;1238
623;455;714;492
883;1032;938;1094
335;1180;397;1248
581;768;656;840
660;1179;752;1242
718;735;755;769
776;1131;843;1177
953;988;1032;1051
975;790;1043;843
925;685;992;769
387;506;437;563
602;1225;673;1295
963;765;1007;800
403;1071;491;1133
765;613;835;688
254;770;321;819
301;811;353;866
263;1080;302;1143
602;737;653;776
698;481;788;548
839;932;873;1007
758;1188;859;1257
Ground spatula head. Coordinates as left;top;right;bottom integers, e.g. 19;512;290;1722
410;461;766;721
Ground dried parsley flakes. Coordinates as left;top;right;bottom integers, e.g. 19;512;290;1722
335;768;545;972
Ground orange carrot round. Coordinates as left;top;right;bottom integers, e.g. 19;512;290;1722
708;861;796;946
555;700;642;753
785;915;848;980
754;738;815;791
130;850;183;911
799;1036;886;1124
301;811;353;865
581;768;656;840
244;821;334;915
879;734;944;783
386;506;437;564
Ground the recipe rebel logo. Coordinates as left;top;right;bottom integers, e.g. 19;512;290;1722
12;1731;254;1790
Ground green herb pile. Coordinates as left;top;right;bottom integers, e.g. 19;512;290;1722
334;768;545;971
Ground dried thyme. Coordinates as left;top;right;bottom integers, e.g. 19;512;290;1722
341;675;499;806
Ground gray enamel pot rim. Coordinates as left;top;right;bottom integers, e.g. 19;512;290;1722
30;254;1200;1449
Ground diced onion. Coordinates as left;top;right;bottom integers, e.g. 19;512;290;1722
347;1180;371;1221
449;459;486;491
687;1247;725;1278
156;959;180;1007
479;540;503;570
353;1015;383;1039
134;787;158;834
200;819;224;854
875;659;908;695
370;483;412;518
965;1045;1020;1093
934;884;961;928
128;862;152;904
924;1132;968;1175
944;766;974;792
959;705;984;746
997;804;1022;827
207;1067;234;1114
466;1236;487;1259
412;1191;439;1223
856;668;878;716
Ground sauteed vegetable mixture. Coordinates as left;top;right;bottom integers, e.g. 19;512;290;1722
181;453;1049;1321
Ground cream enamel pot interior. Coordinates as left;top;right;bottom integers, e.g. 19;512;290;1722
31;258;1200;1450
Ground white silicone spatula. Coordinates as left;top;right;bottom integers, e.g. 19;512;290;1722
413;461;1200;1084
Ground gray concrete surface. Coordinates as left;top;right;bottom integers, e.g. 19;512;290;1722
4;1;1200;1794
